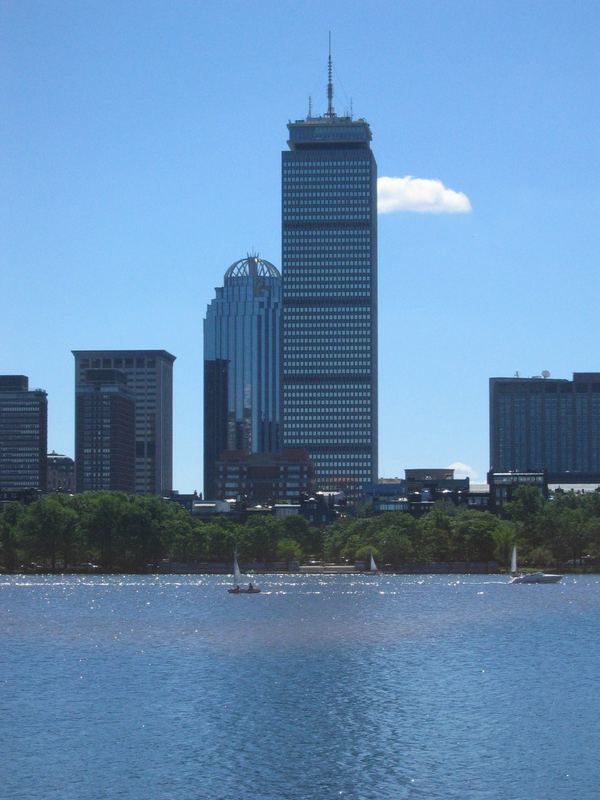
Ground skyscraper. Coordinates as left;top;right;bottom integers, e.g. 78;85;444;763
203;256;282;498
490;373;600;477
75;369;135;492
281;52;378;499
0;375;47;491
72;350;175;495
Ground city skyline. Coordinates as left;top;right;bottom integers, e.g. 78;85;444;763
2;3;599;492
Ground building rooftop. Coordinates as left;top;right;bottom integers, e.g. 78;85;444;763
224;255;280;281
72;349;176;362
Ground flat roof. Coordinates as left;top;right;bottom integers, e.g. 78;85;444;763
72;349;176;362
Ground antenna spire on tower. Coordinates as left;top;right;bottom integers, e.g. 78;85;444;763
326;31;335;118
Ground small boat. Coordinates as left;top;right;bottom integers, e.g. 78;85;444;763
509;545;562;584
369;553;379;574
227;552;261;594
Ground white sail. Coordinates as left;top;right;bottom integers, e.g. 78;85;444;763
233;554;242;584
510;546;517;575
370;553;378;573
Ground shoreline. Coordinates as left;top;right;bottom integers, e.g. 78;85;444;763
3;566;598;577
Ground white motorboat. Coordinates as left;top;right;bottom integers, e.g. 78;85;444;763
509;545;562;584
227;552;261;594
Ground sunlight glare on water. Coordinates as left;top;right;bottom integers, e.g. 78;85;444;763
1;573;599;800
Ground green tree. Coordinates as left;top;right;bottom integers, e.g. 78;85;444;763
492;520;518;569
19;495;80;570
275;537;303;562
0;502;25;570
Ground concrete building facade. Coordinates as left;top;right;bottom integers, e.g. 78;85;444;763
75;369;135;492
73;350;175;495
0;375;47;491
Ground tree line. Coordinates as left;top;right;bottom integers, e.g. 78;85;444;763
0;486;599;572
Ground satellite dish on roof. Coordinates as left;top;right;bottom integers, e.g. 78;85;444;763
542;370;551;379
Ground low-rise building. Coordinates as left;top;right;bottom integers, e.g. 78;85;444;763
487;471;547;512
364;469;470;515
215;448;314;504
47;451;75;493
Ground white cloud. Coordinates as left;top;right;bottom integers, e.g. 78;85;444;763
377;175;472;214
448;462;478;481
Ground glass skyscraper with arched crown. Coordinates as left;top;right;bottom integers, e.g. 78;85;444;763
203;256;281;498
281;56;378;499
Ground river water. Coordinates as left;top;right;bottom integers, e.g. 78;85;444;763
1;574;598;799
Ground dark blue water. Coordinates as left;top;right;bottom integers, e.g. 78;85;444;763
1;574;598;800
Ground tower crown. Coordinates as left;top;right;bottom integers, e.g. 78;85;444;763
224;256;280;281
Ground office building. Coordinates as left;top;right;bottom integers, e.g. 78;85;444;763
490;372;600;478
75;369;135;492
281;52;378;499
47;451;75;492
203;255;282;498
73;350;175;495
0;375;47;490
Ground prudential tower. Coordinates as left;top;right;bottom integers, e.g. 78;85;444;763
281;49;378;500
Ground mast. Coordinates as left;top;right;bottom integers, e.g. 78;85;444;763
325;31;335;118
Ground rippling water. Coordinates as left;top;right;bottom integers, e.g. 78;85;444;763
1;574;598;799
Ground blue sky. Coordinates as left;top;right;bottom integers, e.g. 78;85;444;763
2;0;599;491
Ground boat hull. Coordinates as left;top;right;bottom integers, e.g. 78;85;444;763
227;588;262;594
510;573;563;584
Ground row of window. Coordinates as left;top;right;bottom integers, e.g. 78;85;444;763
284;214;372;222
285;270;370;278
285;291;370;298
284;228;370;236
284;343;370;352
284;162;371;170
285;309;371;317
79;357;159;369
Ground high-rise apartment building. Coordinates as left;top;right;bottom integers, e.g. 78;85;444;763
75;369;135;492
490;373;600;477
281;56;378;499
203;256;282;498
0;375;47;490
73;350;175;495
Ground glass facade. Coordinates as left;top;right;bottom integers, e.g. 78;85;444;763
203;256;282;498
490;374;600;475
282;114;378;498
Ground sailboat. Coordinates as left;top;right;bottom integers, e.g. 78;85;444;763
509;545;562;584
227;551;261;594
369;553;379;574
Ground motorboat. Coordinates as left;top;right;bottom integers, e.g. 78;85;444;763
510;572;563;584
509;545;563;584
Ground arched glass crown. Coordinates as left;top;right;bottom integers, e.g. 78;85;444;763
224;255;280;281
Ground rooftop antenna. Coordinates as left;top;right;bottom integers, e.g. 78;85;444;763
350;97;353;119
308;95;312;119
326;31;335;118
